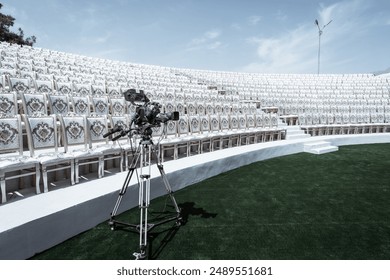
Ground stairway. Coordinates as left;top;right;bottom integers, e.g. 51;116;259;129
285;125;311;140
304;141;339;155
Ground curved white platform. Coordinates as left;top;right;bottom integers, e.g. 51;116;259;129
0;133;389;259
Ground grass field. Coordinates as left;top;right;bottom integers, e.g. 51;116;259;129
31;144;390;260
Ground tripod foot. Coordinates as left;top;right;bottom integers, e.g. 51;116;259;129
108;220;116;231
133;250;147;260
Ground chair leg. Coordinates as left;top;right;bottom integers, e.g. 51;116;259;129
98;157;104;178
41;165;49;193
70;161;75;185
119;154;124;172
75;159;80;183
1;173;6;203
35;163;41;194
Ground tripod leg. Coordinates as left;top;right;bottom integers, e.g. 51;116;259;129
157;164;181;215
109;145;141;229
135;143;152;259
151;144;181;217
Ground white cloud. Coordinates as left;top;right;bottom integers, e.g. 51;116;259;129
208;41;222;50
231;23;241;31
241;0;371;73
275;10;287;21
242;26;317;73
187;29;222;51
248;15;262;26
205;30;220;39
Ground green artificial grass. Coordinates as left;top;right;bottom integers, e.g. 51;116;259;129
31;144;390;260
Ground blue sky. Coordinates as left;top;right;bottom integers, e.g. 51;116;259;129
2;0;390;74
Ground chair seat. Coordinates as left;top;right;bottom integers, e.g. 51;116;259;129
0;155;39;169
160;137;185;145
70;148;104;158
35;152;74;164
93;144;122;155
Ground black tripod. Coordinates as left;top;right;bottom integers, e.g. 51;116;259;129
108;132;182;260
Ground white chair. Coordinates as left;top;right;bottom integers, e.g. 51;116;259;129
208;114;222;151
85;115;124;174
109;115;134;169
9;77;30;93
47;93;70;116
219;114;238;148
176;115;192;158
91;84;106;96
199;115;212;152
24;114;75;193
188;115;202;155
21;92;48;116
34;79;55;93
186;102;197;115
205;102;215;115
230;114;247;145
196;102;206;116
59;114;104;183
0;92;18;116
74;83;92;96
255;114;266;142
91;96;110;116
163;100;176;114
0;115;40;203
236;114;250;145
55;81;73;95
246;114;258;144
71;95;91;116
109;97;126;115
222;103;231;115
159;120;178;162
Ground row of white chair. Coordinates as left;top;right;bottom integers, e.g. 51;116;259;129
0;113;124;204
0;111;284;203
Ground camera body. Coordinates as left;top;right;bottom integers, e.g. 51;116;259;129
123;89;179;136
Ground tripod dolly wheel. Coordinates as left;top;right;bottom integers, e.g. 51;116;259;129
108;221;116;231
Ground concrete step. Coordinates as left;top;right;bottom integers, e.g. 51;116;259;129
285;126;311;140
308;146;339;155
288;130;306;135
304;141;339;155
304;141;333;150
286;133;311;140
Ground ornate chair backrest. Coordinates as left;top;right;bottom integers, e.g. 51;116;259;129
21;92;48;116
0;92;18;116
219;115;230;132
86;115;109;148
59;115;87;152
24;114;58;156
0;115;23;155
209;114;220;132
189;115;201;134
91;96;109;116
238;114;247;130
109;97;126;115
48;94;70;116
71;96;90;116
177;115;189;136
229;114;239;130
199;115;210;133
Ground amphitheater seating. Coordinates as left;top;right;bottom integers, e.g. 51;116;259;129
0;41;389;204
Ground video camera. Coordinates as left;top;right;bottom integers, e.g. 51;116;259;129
104;89;179;141
123;89;179;127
